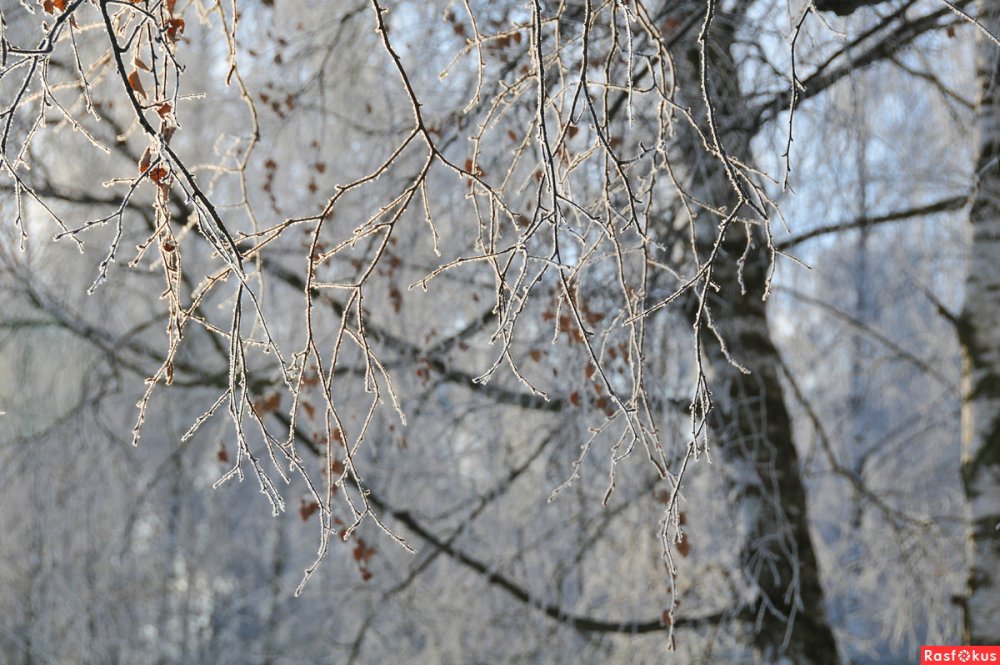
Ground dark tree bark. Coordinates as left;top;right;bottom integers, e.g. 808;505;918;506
668;1;841;661
814;0;894;16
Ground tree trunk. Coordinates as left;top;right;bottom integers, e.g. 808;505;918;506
672;1;840;661
959;0;1000;645
704;227;840;664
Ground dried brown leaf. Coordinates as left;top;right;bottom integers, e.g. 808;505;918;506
127;70;146;99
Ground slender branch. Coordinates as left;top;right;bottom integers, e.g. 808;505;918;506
776;285;959;391
776;195;968;252
275;411;734;635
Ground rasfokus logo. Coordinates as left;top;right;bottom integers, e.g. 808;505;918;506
921;646;1000;663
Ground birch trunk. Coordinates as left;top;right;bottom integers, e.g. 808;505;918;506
959;0;1000;644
